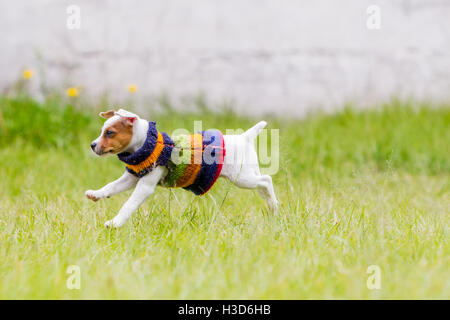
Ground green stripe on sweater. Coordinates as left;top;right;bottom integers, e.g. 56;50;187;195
163;134;191;187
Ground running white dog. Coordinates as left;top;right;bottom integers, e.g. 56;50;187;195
86;109;278;228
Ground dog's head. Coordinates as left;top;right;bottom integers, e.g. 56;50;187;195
90;109;139;156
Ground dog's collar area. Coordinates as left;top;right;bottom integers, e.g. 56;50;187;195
117;121;174;177
117;121;225;196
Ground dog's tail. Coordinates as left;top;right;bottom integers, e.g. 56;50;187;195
242;121;267;142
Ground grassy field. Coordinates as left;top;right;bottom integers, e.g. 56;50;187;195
0;95;448;299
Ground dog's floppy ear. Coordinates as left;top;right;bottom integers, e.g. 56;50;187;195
115;109;139;127
99;110;115;119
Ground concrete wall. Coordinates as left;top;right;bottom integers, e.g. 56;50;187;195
1;0;450;116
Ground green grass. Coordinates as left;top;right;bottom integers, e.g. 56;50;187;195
0;96;448;299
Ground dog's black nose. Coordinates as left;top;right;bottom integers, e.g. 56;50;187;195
90;142;97;151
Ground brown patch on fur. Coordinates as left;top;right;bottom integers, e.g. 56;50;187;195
98;120;133;154
99;110;115;119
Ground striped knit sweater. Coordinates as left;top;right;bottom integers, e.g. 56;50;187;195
117;122;225;196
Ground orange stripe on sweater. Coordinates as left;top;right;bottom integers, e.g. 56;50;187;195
175;134;203;188
126;131;164;173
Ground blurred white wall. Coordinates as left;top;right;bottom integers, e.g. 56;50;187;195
1;0;450;116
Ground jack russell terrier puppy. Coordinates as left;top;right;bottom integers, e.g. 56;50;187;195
86;109;278;228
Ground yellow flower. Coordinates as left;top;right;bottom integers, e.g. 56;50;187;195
128;84;138;93
23;69;33;79
66;87;79;97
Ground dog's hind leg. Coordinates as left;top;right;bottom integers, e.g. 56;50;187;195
221;121;278;212
230;173;278;212
258;175;278;212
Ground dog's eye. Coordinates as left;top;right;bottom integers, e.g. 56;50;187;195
105;130;115;137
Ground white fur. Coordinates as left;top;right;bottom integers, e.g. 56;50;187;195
86;112;278;228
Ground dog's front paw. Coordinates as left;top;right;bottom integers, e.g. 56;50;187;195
85;189;105;202
104;218;124;228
